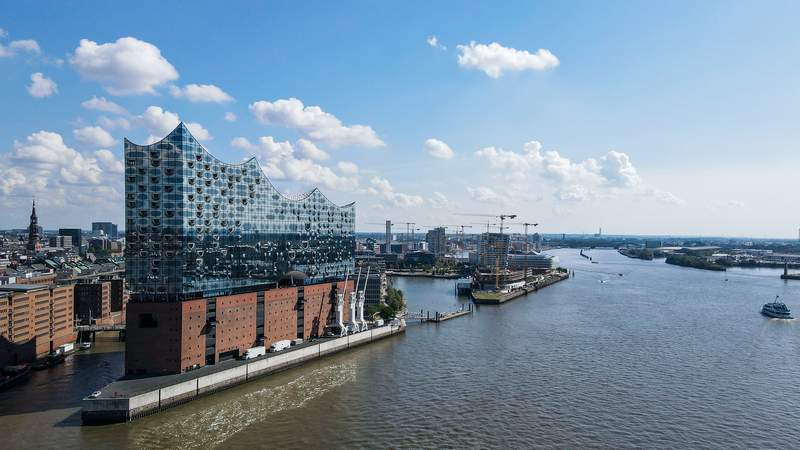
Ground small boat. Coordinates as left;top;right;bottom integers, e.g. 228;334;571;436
0;364;31;391
80;342;92;350
761;296;793;319
32;352;65;370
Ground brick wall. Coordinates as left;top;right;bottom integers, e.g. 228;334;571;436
125;301;182;375
214;292;257;361
180;298;206;371
302;280;352;338
262;287;297;346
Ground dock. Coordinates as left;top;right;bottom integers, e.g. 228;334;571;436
403;304;473;323
81;323;405;424
472;271;569;305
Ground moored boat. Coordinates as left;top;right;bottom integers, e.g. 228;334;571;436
0;364;31;391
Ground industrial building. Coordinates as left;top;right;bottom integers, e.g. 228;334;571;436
124;123;357;375
0;284;75;366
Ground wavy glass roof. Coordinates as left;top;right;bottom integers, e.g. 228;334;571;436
124;123;355;300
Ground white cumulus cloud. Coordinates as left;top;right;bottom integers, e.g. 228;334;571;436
475;140;677;204
135;106;211;141
97;116;131;130
337;161;359;175
81;96;129;115
0;130;124;221
0;39;41;57
185;123;212;141
296;139;329;161
233;136;357;192
26;72;57;98
93;149;125;174
467;186;500;202
425;138;454;159
427;35;446;50
170;83;234;103
224;112;237;122
73;126;116;148
138;106;180;136
457;41;559;78
368;176;424;207
70;37;178;95
249;97;384;149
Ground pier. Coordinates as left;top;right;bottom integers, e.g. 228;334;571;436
403;304;473;323
471;271;570;305
81;323;405;424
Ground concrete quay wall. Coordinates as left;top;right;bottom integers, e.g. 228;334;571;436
82;324;405;424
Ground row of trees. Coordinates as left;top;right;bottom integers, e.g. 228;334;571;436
366;286;406;320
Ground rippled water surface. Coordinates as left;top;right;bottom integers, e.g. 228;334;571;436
1;249;799;449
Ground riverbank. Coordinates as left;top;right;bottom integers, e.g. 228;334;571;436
472;270;569;304
618;248;666;260
665;254;727;271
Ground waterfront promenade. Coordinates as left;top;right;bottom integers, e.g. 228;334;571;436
82;323;405;424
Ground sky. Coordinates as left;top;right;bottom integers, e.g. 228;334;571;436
1;0;799;238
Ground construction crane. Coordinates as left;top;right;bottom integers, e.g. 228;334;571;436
457;213;517;234
470;221;498;233
394;222;415;243
519;222;539;253
418;224;474;255
365;221;395;253
457;213;517;289
515;222;539;282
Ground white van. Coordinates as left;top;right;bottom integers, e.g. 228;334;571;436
243;346;266;359
269;340;291;353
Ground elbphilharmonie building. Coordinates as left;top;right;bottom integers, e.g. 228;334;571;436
124;123;356;374
125;123;355;300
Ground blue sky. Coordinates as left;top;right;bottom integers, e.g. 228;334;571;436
1;1;799;237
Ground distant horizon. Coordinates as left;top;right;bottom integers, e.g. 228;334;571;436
6;222;798;243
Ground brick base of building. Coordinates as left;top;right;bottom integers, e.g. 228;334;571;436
125;280;352;375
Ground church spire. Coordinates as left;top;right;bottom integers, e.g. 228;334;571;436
27;198;41;252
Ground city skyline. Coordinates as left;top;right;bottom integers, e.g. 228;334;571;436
2;1;800;237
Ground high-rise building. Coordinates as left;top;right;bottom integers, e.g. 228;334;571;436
92;222;118;238
58;228;82;252
49;235;73;249
425;227;447;256
124;123;356;374
478;232;510;270
384;220;392;253
26;200;42;252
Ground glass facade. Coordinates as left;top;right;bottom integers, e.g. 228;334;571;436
125;123;355;301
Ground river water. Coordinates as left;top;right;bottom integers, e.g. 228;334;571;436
1;248;798;449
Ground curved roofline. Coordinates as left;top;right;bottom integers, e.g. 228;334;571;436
125;122;356;210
